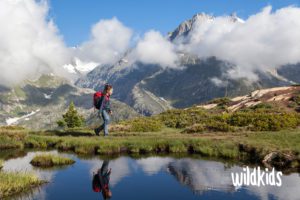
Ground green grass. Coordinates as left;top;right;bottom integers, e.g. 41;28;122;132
0;171;44;198
22;129;300;159
0;127;27;150
0;126;299;169
30;154;75;167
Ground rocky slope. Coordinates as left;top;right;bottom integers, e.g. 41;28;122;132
197;85;300;112
0;74;140;130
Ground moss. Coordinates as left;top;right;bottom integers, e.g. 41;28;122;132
30;154;75;167
0;171;44;198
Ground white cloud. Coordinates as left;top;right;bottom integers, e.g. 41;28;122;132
180;6;300;80
2;1;300;86
0;0;71;86
0;1;134;86
210;77;226;87
130;30;179;68
75;17;133;65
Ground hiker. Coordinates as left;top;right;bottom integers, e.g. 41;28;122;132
92;160;112;199
94;84;113;136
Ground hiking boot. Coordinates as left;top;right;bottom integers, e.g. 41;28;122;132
94;128;100;136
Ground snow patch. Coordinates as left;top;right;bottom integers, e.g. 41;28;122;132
6;109;40;125
159;97;167;102
43;93;52;99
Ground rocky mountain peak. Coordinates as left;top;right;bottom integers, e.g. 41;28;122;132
168;12;214;41
168;12;245;41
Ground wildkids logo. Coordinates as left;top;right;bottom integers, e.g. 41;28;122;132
231;166;283;187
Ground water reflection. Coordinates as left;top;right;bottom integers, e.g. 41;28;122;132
1;152;299;200
92;160;112;199
167;158;236;193
86;157;132;187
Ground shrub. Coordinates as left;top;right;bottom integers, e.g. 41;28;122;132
288;101;298;108
116;103;300;133
157;108;208;128
250;103;273;110
205;121;235;132
208;97;232;106
57;102;85;128
56;120;66;128
291;94;300;105
184;123;205;133
227;112;254;127
228;112;300;131
109;124;131;132
251;113;299;131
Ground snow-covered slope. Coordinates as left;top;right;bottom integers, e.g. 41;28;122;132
63;57;99;75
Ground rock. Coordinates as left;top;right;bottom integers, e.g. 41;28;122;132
262;151;295;169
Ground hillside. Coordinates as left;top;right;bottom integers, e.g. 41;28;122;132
0;74;140;129
197;86;300;113
76;13;299;115
113;85;300;134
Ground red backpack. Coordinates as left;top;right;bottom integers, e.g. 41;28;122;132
92;174;101;192
93;91;103;110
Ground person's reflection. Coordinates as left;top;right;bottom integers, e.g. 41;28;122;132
93;160;112;199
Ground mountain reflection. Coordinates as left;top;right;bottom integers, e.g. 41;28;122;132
1;153;299;200
167;158;236;193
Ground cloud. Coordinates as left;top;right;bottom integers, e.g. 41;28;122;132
130;30;179;68
2;1;300;86
75;17;133;65
0;1;133;86
179;6;300;80
0;0;71;86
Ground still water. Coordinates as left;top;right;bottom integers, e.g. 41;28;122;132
1;150;299;200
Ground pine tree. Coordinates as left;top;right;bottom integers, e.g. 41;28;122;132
57;102;85;128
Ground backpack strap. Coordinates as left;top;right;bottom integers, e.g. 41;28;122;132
99;95;106;112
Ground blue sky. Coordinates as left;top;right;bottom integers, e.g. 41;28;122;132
48;0;300;46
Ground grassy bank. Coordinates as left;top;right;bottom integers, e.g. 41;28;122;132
1;125;300;171
30;154;75;168
0;171;44;199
